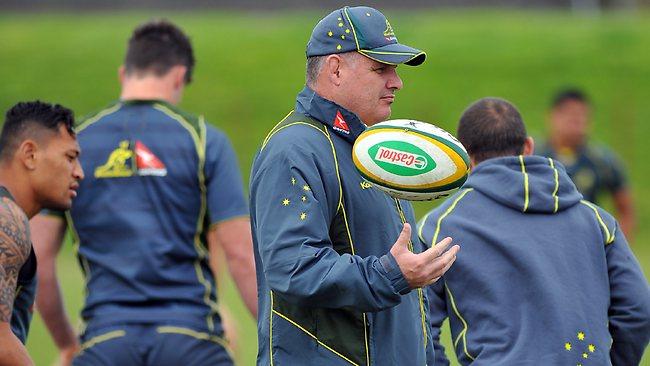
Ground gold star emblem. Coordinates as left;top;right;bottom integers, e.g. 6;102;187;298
564;343;572;351
338;22;343;27
577;364;582;366
341;35;345;40
299;212;307;220
301;196;307;202
582;353;588;359
577;332;585;341
291;177;296;185
588;344;595;353
345;29;350;34
303;185;310;191
366;12;371;16
336;45;342;50
337;17;342;21
327;31;333;37
282;198;290;206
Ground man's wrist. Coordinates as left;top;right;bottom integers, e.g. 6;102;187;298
379;252;411;295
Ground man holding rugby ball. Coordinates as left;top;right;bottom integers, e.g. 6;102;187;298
250;6;459;366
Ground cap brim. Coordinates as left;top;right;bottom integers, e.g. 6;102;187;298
359;43;426;66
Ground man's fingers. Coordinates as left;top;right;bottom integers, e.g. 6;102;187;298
390;223;412;254
438;247;459;274
423;237;453;259
399;223;412;244
426;244;460;282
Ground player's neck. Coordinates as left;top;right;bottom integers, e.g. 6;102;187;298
120;78;181;105
0;169;39;218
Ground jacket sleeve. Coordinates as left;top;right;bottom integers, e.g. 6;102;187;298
606;221;650;365
251;141;409;312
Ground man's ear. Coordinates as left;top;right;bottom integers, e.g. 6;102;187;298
171;65;188;90
523;136;535;156
469;156;477;169
118;65;126;85
17;140;39;170
324;55;343;87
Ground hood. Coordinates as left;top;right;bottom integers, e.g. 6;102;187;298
464;155;583;214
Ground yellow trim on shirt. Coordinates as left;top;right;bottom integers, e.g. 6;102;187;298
76;103;122;133
156;325;232;356
272;309;359;366
548;158;560;213
323;127;370;366
80;330;126;352
430;189;474;246
445;284;476;361
153;104;218;331
270;291;275;366
262;110;294;149
518;155;530;212
580;200;615;244
394;199;429;350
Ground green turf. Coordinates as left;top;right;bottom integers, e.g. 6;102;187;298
0;10;648;365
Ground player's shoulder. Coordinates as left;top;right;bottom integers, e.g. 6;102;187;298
150;101;204;131
419;188;475;230
583;142;620;163
0;196;28;225
261;110;334;152
0;196;31;262
75;101;123;132
578;199;617;244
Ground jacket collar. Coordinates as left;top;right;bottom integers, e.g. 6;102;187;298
295;86;367;144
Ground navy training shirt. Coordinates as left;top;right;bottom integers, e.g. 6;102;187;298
66;100;248;332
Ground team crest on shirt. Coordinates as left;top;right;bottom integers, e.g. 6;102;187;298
94;140;167;178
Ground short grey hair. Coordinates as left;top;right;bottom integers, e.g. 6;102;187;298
305;55;327;87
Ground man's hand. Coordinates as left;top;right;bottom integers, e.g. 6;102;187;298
390;223;459;289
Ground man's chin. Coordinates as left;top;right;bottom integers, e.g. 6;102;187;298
42;199;72;212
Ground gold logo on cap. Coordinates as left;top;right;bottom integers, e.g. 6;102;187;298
383;19;396;41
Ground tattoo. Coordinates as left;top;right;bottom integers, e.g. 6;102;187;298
0;197;31;322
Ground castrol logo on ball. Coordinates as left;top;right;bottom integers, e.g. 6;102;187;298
375;146;426;169
370;142;434;175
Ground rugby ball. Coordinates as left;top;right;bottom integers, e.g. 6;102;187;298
352;119;470;201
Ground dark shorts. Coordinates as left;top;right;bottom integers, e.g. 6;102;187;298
73;323;233;366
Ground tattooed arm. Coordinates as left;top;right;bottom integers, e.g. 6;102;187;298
0;198;34;366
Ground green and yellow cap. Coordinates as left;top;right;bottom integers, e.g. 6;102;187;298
306;6;426;66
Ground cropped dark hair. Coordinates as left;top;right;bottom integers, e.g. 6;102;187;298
551;88;589;108
124;19;195;83
0;101;75;161
457;98;527;164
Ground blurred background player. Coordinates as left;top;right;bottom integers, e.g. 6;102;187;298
0;101;84;365
29;19;257;365
419;97;649;365
537;88;636;241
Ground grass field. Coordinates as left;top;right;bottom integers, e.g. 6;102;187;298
0;9;648;365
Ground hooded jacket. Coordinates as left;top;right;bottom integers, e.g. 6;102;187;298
250;87;434;366
418;155;650;365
